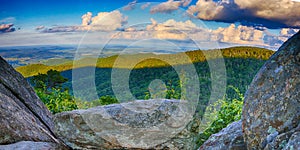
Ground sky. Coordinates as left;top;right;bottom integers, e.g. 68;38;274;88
0;0;300;51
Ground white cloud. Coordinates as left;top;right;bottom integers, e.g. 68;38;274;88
117;18;200;40
150;0;191;14
81;12;92;26
187;0;228;20
146;18;197;31
211;24;265;45
89;10;128;31
41;10;128;32
280;28;299;37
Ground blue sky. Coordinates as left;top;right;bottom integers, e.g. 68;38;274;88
1;0;196;29
1;0;129;28
0;0;299;50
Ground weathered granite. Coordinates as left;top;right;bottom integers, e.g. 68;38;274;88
54;99;200;149
0;141;60;150
264;124;300;150
242;31;300;149
283;132;300;150
0;56;68;148
199;120;246;150
0;56;54;130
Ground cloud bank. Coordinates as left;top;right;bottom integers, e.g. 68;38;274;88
187;0;300;29
115;18;299;50
116;18;201;40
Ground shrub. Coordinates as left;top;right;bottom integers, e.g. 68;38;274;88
196;86;244;147
35;88;78;114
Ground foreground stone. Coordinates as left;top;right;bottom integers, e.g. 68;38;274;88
242;31;300;149
0;56;67;148
0;141;60;150
54;99;200;149
199;120;246;150
283;131;300;150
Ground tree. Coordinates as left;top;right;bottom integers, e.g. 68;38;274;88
30;69;77;114
30;69;68;92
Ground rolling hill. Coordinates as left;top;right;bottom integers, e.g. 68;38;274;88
16;46;274;78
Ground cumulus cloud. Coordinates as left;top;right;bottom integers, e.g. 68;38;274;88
150;0;192;14
81;12;92;26
188;0;300;29
211;24;264;45
147;18;202;40
0;23;15;33
88;10;128;31
41;10;128;32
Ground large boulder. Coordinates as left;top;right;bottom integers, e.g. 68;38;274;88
242;31;300;149
0;56;67;148
54;99;200;149
283;131;300;150
198;120;246;150
0;141;60;150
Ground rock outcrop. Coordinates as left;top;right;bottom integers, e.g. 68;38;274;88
198;120;246;150
54;99;200;149
0;56;67;148
242;31;300;149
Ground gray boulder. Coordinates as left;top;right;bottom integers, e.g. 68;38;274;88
0;141;60;150
242;31;300;149
198;120;246;150
0;56;67;148
283;132;300;150
264;124;300;150
54;99;200;149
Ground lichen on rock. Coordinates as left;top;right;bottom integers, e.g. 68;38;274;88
242;31;300;149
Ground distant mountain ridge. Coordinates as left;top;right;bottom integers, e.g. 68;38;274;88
16;46;274;77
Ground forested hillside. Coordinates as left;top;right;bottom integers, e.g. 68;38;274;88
16;46;274;77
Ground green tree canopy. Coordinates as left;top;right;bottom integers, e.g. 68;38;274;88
30;69;68;91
